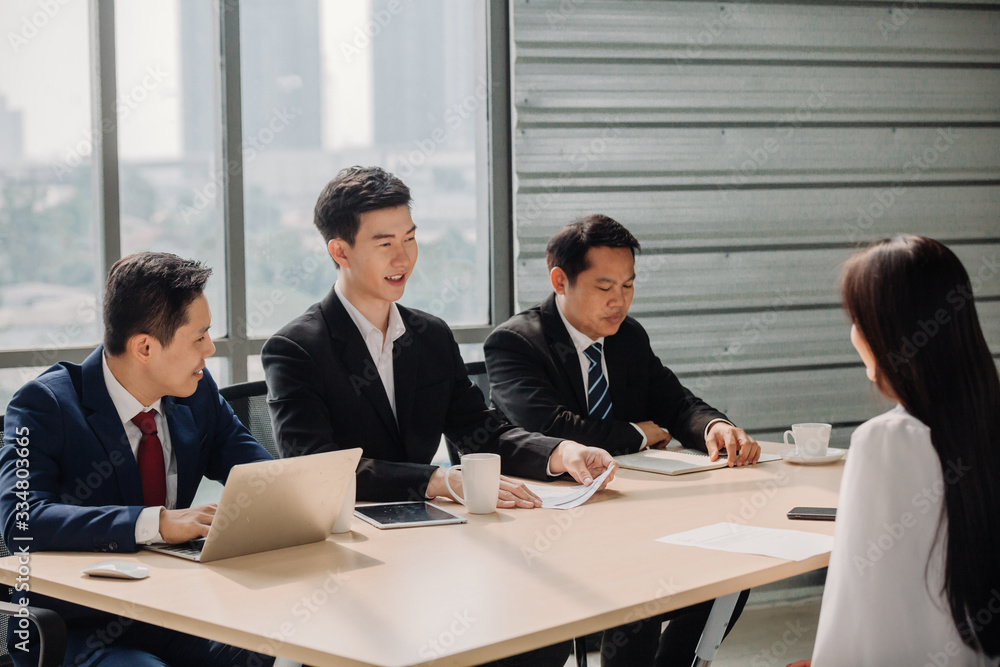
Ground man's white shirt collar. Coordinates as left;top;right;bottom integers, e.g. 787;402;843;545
554;295;604;353
334;281;406;347
102;351;162;424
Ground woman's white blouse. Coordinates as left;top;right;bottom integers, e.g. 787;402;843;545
812;405;998;666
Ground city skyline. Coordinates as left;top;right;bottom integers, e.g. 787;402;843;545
0;0;377;164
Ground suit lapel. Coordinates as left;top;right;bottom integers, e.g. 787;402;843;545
393;307;420;459
80;347;144;506
321;289;402;442
540;295;588;414
160;397;198;509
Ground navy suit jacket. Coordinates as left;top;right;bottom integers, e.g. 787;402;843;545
0;346;270;622
262;288;563;502
484;294;729;455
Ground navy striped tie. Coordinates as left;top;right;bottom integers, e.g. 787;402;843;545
584;343;613;420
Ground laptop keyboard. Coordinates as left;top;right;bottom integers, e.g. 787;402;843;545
154;538;206;558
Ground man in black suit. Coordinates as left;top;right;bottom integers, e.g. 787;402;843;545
484;214;759;667
262;167;616;666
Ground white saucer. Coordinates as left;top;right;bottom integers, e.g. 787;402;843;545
779;447;846;465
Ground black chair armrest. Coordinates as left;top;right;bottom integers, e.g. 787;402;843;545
0;601;66;667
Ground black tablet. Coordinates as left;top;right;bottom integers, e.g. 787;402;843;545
353;501;467;529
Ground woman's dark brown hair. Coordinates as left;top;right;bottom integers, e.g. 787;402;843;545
841;235;999;656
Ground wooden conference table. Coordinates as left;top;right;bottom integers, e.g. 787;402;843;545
0;443;843;666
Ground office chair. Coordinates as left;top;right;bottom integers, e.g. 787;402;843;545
444;362;492;466
464;361;492;403
219;381;281;459
0;414;68;667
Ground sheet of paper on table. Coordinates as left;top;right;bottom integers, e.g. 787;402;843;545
656;522;834;561
524;463;617;510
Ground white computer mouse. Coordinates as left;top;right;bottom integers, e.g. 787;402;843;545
82;560;150;580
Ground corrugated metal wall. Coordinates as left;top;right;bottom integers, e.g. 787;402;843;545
509;0;1000;446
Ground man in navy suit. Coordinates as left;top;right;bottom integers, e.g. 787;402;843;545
0;252;273;667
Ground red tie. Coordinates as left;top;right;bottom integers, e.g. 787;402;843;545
131;410;166;507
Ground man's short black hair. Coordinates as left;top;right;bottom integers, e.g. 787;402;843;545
545;214;641;284
314;166;412;247
103;252;212;356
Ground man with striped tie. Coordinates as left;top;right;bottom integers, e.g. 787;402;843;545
484;214;759;667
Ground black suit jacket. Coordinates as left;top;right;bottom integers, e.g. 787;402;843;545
484;294;728;455
262;288;563;501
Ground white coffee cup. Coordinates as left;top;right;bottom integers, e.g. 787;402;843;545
783;423;832;458
331;474;356;533
443;453;501;515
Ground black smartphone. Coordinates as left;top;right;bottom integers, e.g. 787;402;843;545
787;506;837;521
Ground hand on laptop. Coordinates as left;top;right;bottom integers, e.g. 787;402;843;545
159;505;217;543
548;441;616;489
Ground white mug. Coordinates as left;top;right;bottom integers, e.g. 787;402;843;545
444;453;501;514
331;474;356;533
783;423;832;458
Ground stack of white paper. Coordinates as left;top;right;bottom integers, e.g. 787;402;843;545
524;464;616;510
656;522;834;561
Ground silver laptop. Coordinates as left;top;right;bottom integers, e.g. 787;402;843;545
145;448;362;562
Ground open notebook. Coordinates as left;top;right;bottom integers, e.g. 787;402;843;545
614;446;781;476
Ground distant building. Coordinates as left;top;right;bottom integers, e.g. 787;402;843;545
179;0;322;156
238;0;323;150
373;0;476;149
0;95;24;167
178;0;216;157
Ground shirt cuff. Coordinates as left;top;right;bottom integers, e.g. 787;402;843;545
703;418;734;441
135;506;163;544
631;422;648;450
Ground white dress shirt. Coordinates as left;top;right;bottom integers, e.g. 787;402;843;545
553;297;727;448
335;284;454;492
334;281;407;419
102;353;177;544
812;405;997;667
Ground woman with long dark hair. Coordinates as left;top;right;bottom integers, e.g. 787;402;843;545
796;235;999;665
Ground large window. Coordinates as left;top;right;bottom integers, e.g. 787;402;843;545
0;1;99;408
240;0;490;343
0;0;503;412
0;3;99;347
115;0;228;336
